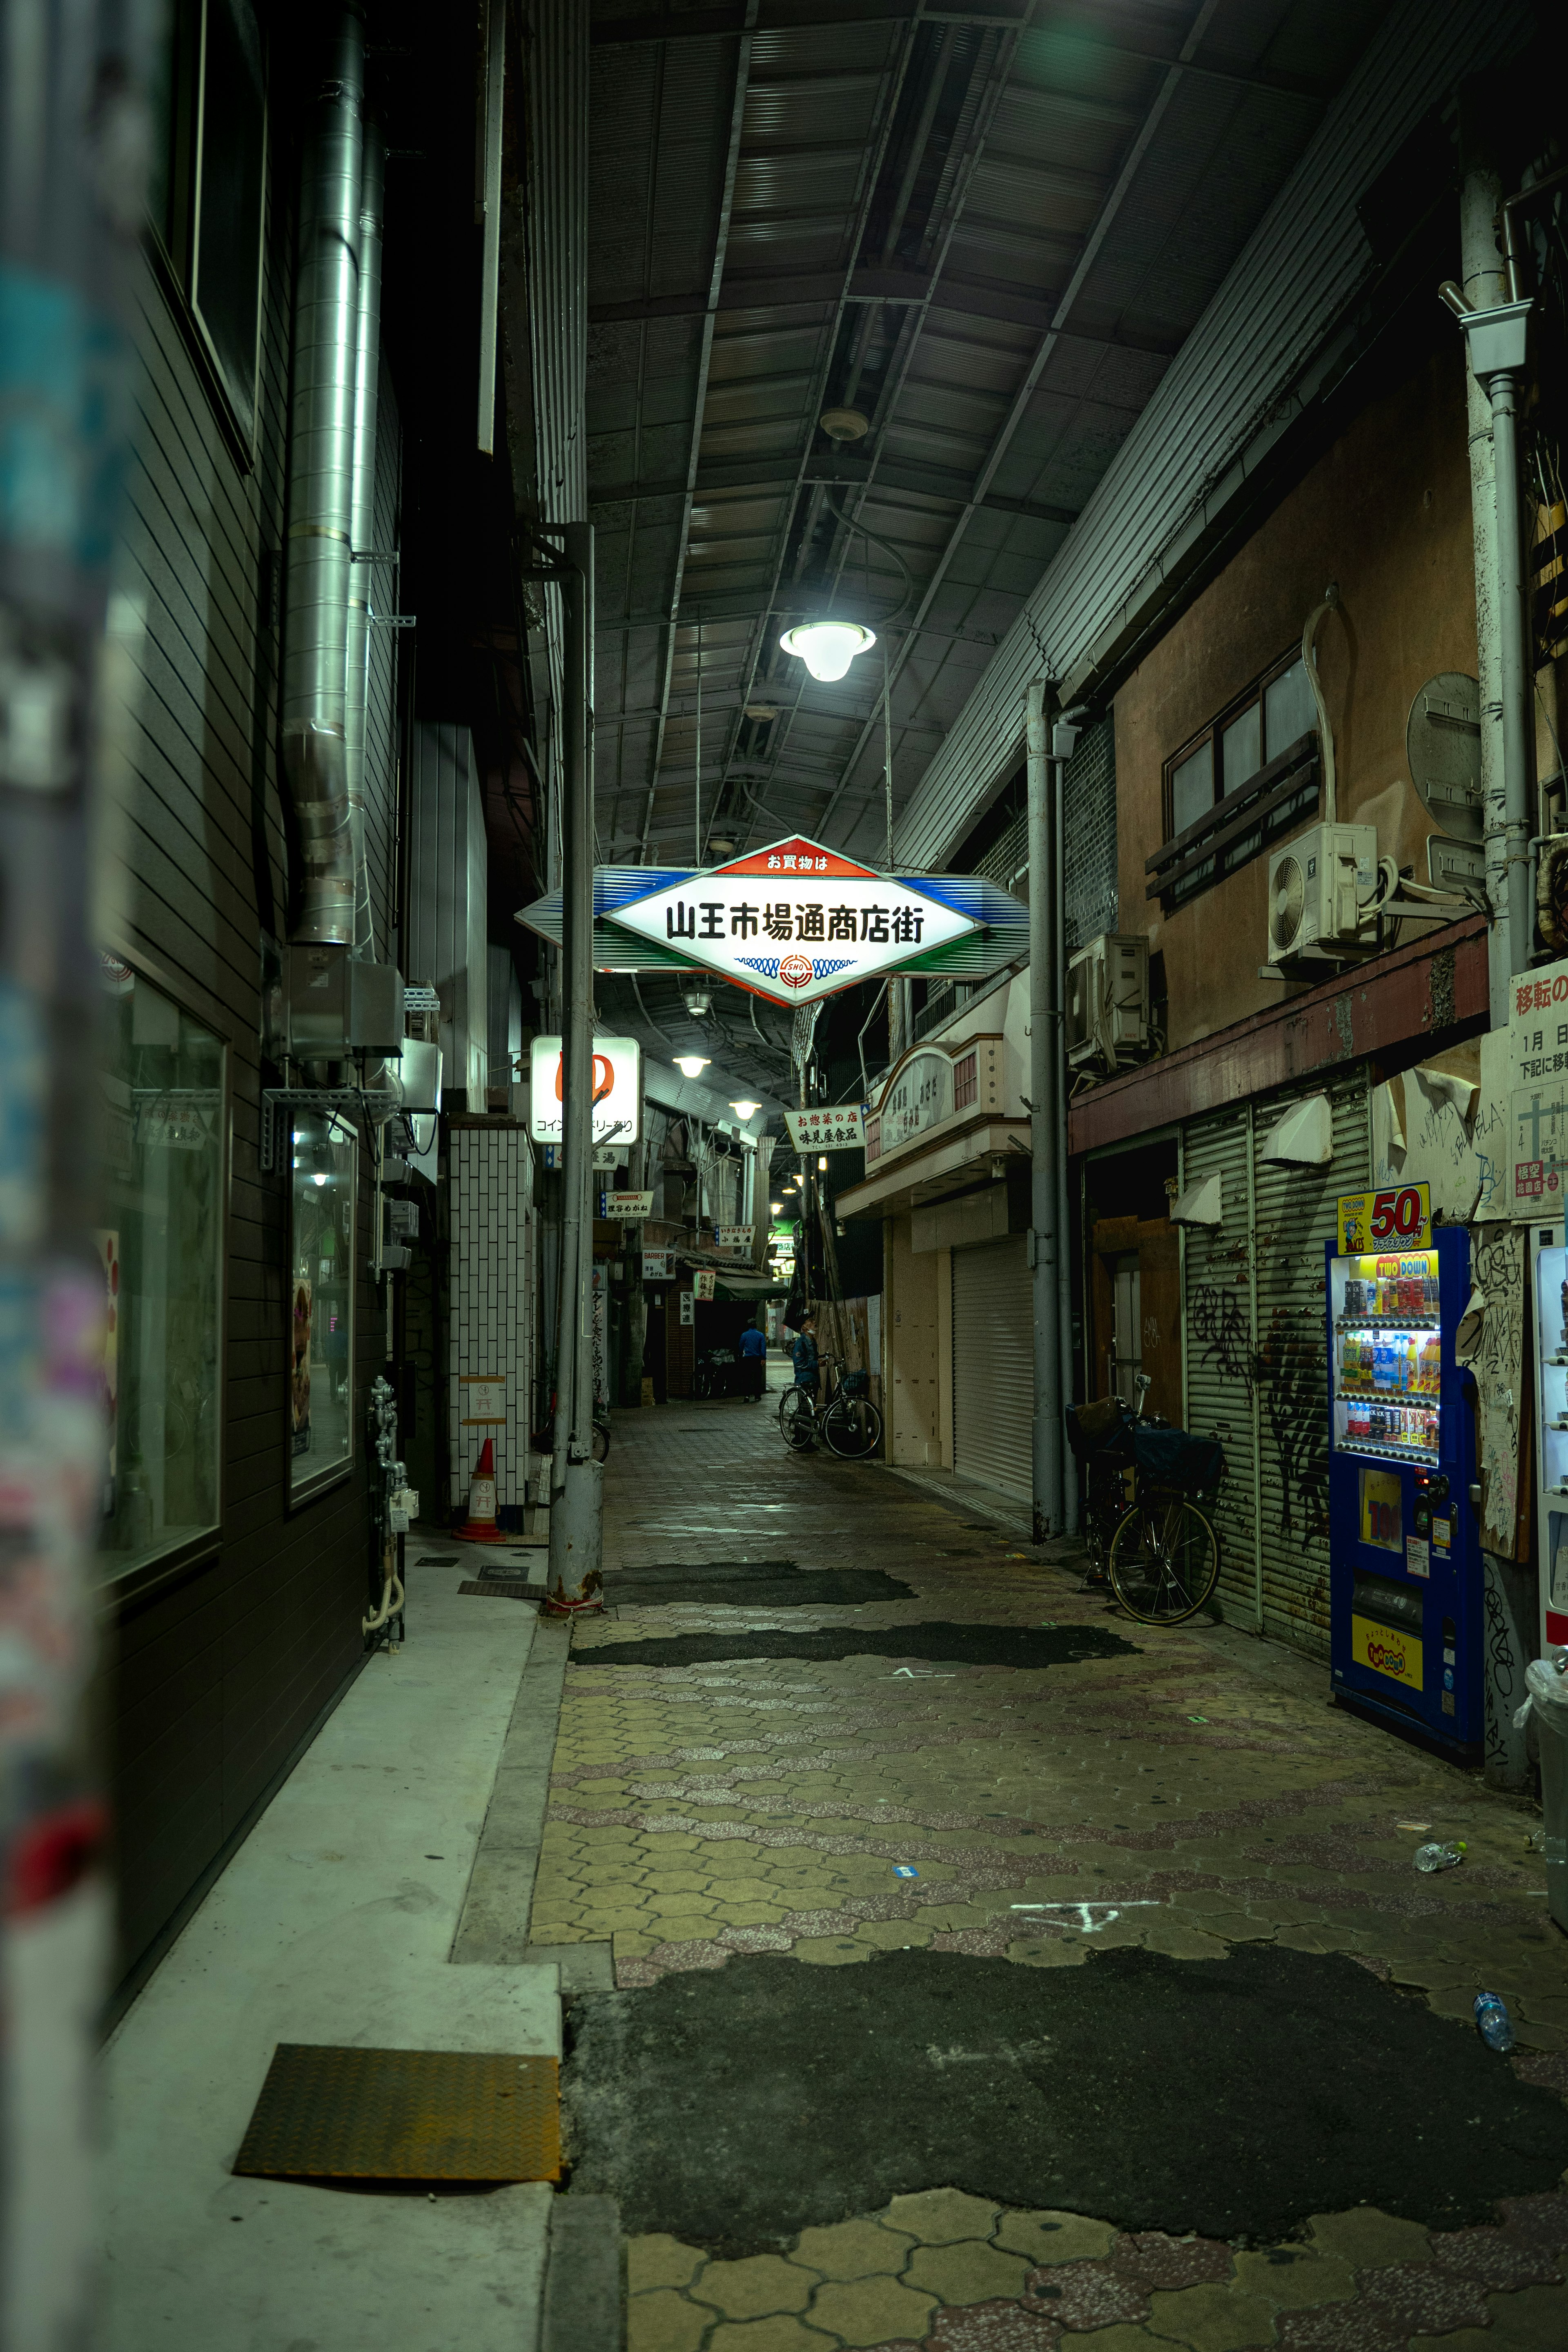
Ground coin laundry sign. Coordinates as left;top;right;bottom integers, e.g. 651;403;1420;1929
517;835;1027;1011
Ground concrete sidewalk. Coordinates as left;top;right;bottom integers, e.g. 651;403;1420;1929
102;1546;562;2352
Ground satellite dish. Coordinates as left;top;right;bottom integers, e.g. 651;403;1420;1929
1406;672;1481;842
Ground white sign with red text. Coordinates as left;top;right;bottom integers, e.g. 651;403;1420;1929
529;1034;641;1145
607;836;974;1007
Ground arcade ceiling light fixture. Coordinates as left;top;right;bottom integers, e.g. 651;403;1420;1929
730;1098;761;1119
673;1054;710;1078
778;620;876;684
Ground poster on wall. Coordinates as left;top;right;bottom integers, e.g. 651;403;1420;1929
1506;957;1568;1215
98;1229;120;1510
290;1277;313;1456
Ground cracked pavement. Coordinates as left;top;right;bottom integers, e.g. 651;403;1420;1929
505;1392;1568;2348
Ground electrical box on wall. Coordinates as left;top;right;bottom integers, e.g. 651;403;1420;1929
1066;933;1149;1071
285;945;405;1058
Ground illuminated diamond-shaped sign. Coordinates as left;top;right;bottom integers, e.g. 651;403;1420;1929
604;835;977;1007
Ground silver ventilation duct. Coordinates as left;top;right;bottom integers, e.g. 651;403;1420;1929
281;6;365;945
345;120;385;958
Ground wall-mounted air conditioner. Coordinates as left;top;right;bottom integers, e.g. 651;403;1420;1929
1266;823;1378;968
1066;933;1149;1070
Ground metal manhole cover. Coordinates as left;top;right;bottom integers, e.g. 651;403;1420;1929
233;2045;560;2181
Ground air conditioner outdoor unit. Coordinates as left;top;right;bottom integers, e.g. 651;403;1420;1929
1266;823;1378;968
1066;933;1149;1070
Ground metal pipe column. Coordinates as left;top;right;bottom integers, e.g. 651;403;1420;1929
1488;368;1533;981
1051;722;1078;1534
548;521;603;1603
1027;680;1064;1541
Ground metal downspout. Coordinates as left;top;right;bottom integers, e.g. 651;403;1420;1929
1459;152;1510;1020
547;521;603;1606
345;120;385;959
1052;719;1078;1534
1027;679;1064;1541
282;5;365;946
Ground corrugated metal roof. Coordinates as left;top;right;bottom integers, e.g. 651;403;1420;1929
583;0;1421;869
892;0;1535;870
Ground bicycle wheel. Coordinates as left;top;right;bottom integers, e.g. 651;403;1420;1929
822;1395;882;1460
591;1419;611;1463
1107;1492;1219;1625
778;1387;816;1450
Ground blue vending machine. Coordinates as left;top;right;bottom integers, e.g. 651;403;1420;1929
1326;1209;1481;1753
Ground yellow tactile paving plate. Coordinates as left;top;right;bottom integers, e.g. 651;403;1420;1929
232;2045;561;2181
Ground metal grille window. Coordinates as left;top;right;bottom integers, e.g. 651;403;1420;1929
1152;654;1319;910
953;1051;977;1110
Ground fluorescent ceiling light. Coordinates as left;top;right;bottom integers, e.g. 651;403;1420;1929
779;620;875;684
673;1054;710;1078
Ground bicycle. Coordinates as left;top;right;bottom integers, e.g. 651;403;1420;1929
778;1353;883;1461
1067;1376;1223;1626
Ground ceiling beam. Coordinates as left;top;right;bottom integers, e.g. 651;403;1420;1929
634;7;760;865
592;450;1080;529
590;1;1332;102
589;264;1184;354
593;4;1030;47
815;0;1227;843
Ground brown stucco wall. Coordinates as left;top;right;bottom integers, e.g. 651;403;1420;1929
1112;347;1479;1054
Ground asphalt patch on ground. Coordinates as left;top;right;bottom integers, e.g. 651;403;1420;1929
570;1621;1136;1669
603;1562;916;1608
562;1944;1568;2256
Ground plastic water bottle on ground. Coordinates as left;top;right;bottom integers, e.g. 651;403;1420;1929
1413;1840;1466;1872
1474;1992;1515;2052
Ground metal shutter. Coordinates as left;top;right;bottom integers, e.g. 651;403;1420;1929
1251;1070;1370;1658
1179;1106;1256;1624
952;1234;1033;1499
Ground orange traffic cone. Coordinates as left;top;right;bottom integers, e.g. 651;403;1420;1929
454;1436;503;1542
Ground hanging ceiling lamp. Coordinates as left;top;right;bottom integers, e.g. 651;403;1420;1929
673;1054;710;1079
779;619;876;684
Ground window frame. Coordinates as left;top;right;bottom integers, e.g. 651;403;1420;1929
96;949;232;1598
144;0;269;466
1156;649;1321;910
286;1112;360;1510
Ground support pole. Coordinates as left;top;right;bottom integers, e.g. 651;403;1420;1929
1488;367;1533;982
1051;717;1078;1535
1457;145;1513;1023
1027;680;1065;1541
1447;271;1535;1008
548;521;603;1605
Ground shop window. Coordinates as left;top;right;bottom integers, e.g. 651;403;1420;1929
1153;653;1320;910
147;0;267;452
99;960;226;1581
290;1114;356;1499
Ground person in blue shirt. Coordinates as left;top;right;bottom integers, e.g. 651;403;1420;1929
790;1314;819;1399
737;1318;768;1402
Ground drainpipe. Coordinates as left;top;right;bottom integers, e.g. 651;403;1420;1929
1051;714;1079;1536
1442;270;1535;1004
282;6;365;946
1027;680;1065;1541
345;120;385;958
1448;143;1521;1022
546;521;603;1608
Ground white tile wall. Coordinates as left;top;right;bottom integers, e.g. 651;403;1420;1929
448;1125;535;1509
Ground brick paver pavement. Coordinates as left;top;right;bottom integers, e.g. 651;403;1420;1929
542;1393;1568;2351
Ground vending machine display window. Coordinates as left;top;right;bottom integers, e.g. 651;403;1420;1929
1329;1248;1442;1465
